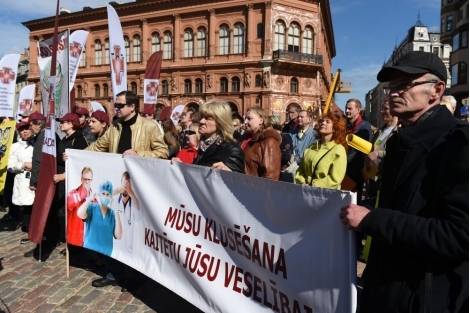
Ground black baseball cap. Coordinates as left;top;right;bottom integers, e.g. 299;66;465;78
377;51;447;82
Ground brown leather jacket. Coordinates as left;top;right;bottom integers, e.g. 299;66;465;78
243;127;281;180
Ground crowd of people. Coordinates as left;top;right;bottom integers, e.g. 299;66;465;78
0;51;467;312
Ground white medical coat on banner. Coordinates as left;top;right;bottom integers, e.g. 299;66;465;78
66;150;356;313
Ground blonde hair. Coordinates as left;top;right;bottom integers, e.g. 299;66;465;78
200;99;234;142
247;106;271;128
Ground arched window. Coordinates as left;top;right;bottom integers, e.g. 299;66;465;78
302;27;314;55
220;77;228;93
151;32;161;53
195;78;203;94
219;25;229;55
79;48;86;67
255;74;262;87
274;21;286;51
104;39;110;64
162;80;169;95
288;23;300;53
231;76;240;92
184;79;192;94
183;29;194;58
124;36;130;62
290;77;299;94
103;84;109;97
130;82;137;94
77;86;83;98
133;35;141;62
196;27;207;57
163;31;173;60
94;40;102;65
233;23;245;54
95;84;100;97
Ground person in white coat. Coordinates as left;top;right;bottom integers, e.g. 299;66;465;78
7;122;34;242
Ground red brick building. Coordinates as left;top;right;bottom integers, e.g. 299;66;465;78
23;0;335;118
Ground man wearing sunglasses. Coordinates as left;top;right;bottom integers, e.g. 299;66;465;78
86;90;168;159
341;51;468;312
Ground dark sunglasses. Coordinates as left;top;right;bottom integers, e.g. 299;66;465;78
114;102;129;109
184;130;197;136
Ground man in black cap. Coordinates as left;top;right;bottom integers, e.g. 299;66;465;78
341;51;468;313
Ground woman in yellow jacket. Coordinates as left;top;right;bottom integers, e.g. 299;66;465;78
295;111;347;189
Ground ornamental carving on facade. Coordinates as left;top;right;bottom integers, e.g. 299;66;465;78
275;76;284;88
170;78;177;92
262;70;270;88
206;74;212;89
244;72;251;87
304;79;312;89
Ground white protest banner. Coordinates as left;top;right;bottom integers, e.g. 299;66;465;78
69;30;88;92
66;150;356;313
17;84;36;119
107;4;127;99
0;54;20;117
38;30;70;117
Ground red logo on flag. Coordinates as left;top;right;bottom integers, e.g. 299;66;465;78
0;67;16;84
70;41;83;58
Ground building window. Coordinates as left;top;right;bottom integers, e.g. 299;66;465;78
290;77;299;94
257;23;264;39
163;32;173;60
418;46;425;52
95;84;100;97
130;82;137;94
446;15;453;32
451;63;458;86
184;79;192;94
195;78;203;94
103;84;109;97
124;36;130;62
94;40;102;65
231;76;240;92
77;86;83;98
151;32;161;53
183;29;194;58
255;74;262;87
432;46;439;55
196;27;207;57
79;48;86;67
302;27;314;55
288;23;300;53
133;35;141;62
219;25;230;55
459;62;467;85
274;21;285;51
453;33;460;50
162;80;169;95
220;77;228;93
233;23;245;54
462;30;468;48
104;39;109;64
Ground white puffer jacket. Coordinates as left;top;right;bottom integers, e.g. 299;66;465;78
8;140;35;206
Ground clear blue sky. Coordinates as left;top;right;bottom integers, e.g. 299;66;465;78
0;0;441;109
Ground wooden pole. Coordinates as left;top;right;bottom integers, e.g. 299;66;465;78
323;69;341;115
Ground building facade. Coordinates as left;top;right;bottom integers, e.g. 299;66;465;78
23;0;336;119
440;0;468;117
365;20;452;126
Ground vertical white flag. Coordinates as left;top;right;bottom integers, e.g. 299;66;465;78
69;30;89;92
17;84;36;119
0;54;20;117
38;31;70;117
107;4;127;100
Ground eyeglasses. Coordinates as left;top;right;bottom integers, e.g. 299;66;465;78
81;177;92;181
30;121;42;125
384;80;440;95
114;102;128;109
184;130;197;136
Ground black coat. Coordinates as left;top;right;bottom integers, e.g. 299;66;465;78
194;140;245;173
358;106;468;313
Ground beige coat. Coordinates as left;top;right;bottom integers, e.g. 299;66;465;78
86;114;168;159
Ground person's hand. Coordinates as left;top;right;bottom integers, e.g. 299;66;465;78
53;173;65;183
63;152;69;161
366;151;378;162
212;162;232;171
23;162;32;171
340;204;370;230
171;157;182;164
123;149;138;156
